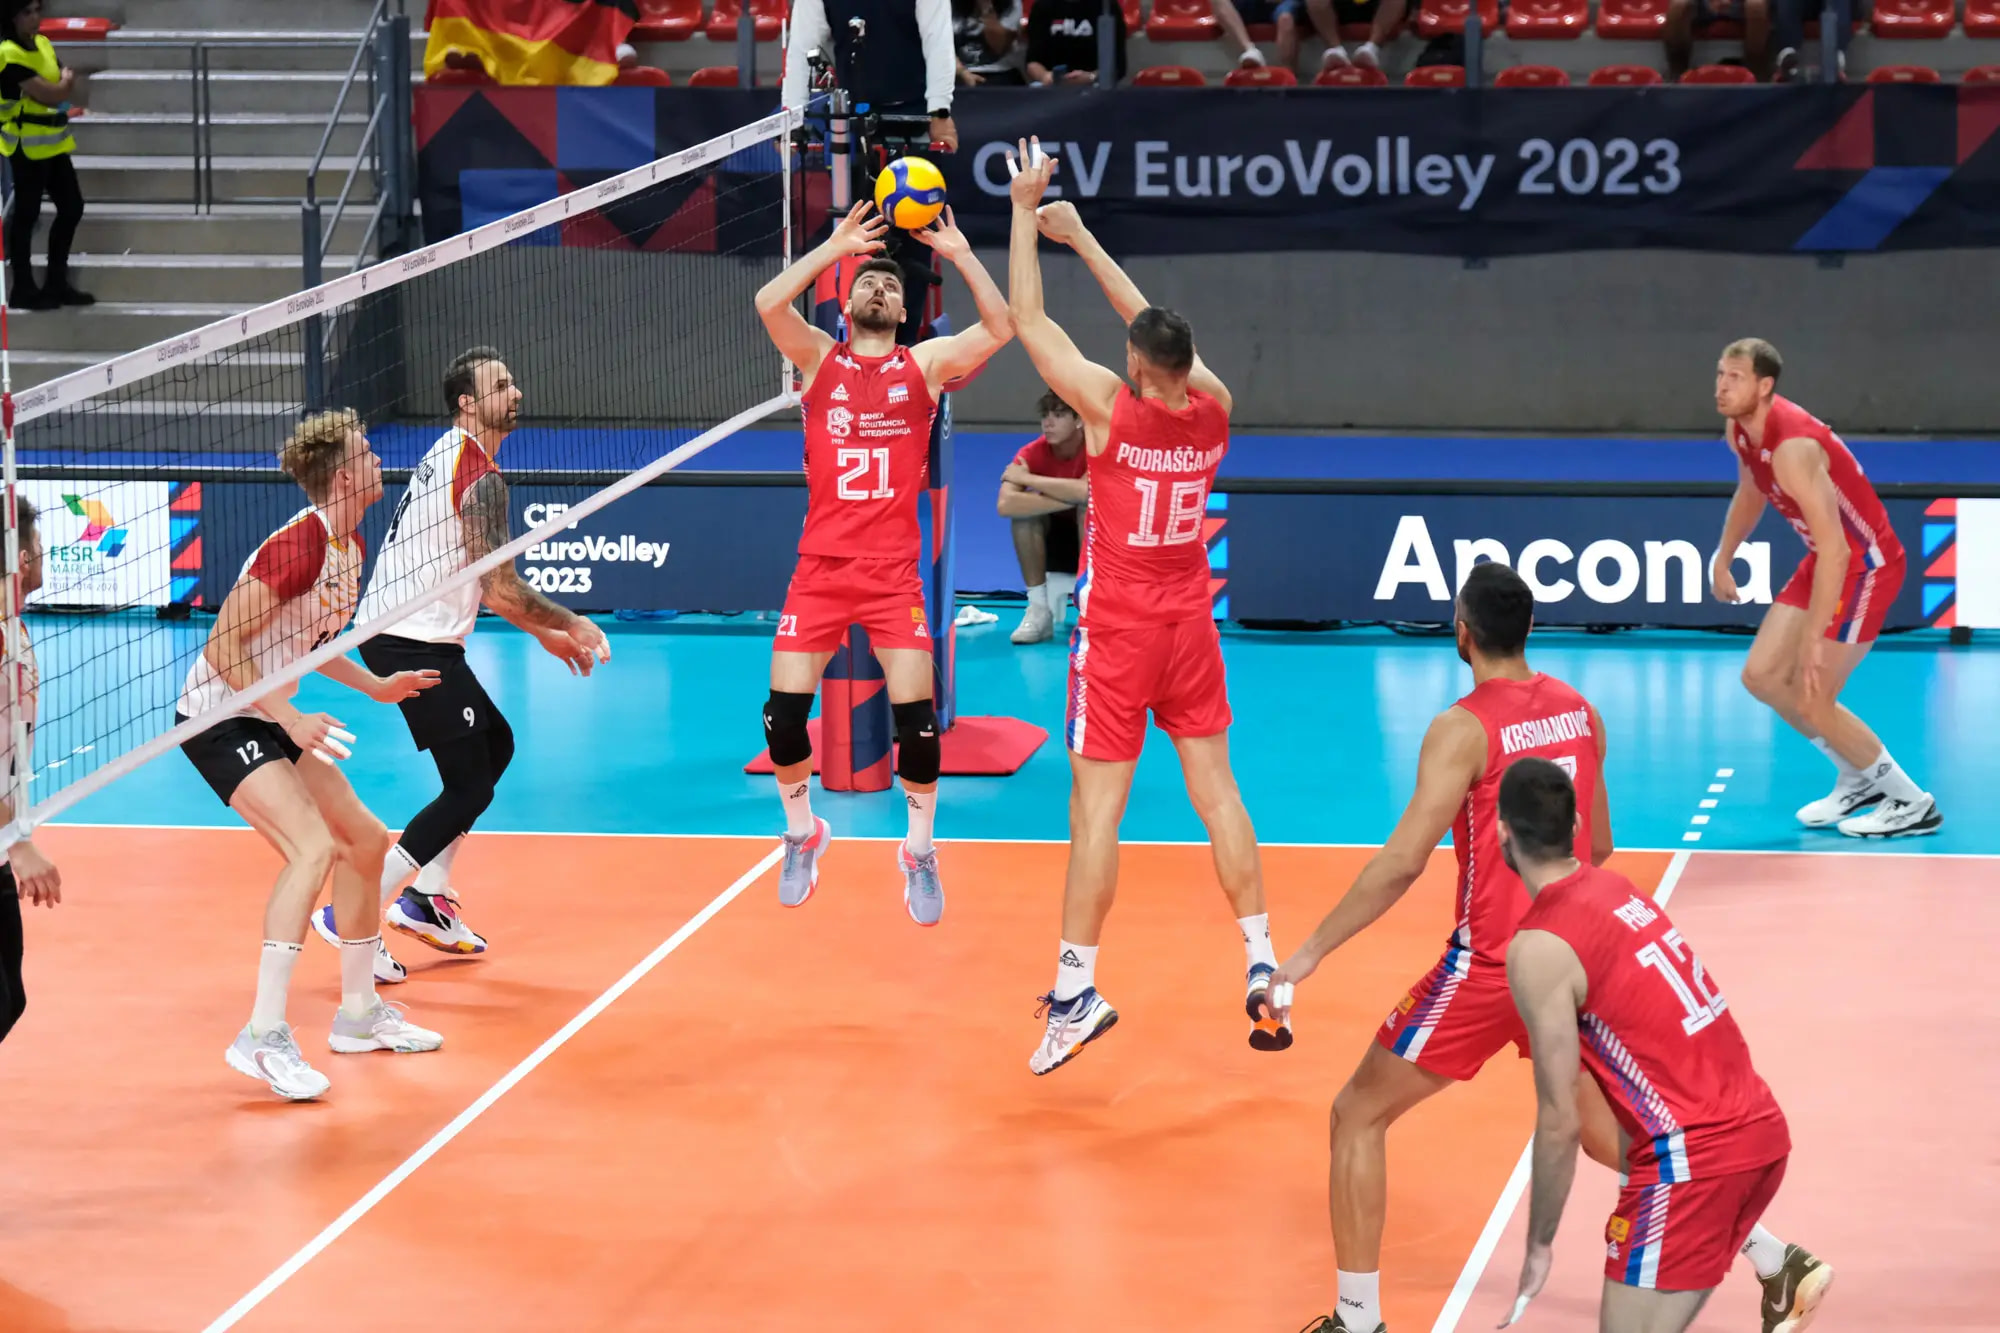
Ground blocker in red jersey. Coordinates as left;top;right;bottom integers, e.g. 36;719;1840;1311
1712;339;1939;839
1005;139;1283;1078
1499;758;1832;1333
753;200;1012;927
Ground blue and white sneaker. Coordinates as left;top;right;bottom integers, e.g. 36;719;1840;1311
1246;962;1293;1052
899;841;943;926
387;889;489;955
1030;987;1118;1075
778;816;832;908
312;905;407;983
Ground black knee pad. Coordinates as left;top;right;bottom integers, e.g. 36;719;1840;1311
894;700;941;785
763;691;815;768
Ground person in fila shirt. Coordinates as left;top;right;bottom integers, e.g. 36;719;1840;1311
336;347;611;973
1712;338;1937;839
0;496;60;1049
753;200;1011;926
1005;147;1277;1076
177;412;445;1102
1498;758;1831;1333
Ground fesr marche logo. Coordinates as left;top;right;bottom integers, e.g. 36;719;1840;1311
1792;86;2000;251
62;494;128;557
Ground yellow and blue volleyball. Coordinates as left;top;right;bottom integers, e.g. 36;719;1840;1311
874;155;947;230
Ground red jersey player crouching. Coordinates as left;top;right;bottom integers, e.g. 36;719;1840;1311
1713;338;1937;838
1006;140;1283;1075
1498;757;1832;1333
753;201;1012;925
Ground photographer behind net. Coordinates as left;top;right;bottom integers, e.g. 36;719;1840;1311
783;0;959;154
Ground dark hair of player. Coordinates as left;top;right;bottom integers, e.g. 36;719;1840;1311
6;495;37;574
1723;337;1783;384
1128;306;1195;375
851;257;904;293
280;409;363;503
1498;757;1577;863
1038;390;1077;419
443;345;505;417
1457;561;1534;657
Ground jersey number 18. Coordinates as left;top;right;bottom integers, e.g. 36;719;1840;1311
1128;477;1208;548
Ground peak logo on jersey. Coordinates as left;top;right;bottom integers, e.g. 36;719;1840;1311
826;406;854;439
830;383;849;402
887;383;910;404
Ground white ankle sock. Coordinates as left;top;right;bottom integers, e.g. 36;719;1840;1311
1810;737;1863;783
1239;913;1277;972
251;940;301;1036
1024;582;1048;613
339;935;379;1019
1740;1223;1786;1280
778;777;815;838
414;836;462;901
1046;571;1077;617
1336;1270;1381;1331
904;787;936;857
1054;940;1097;1002
379;844;419;911
1867;749;1923;803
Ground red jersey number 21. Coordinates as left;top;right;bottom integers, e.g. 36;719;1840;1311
836;447;893;501
1636;929;1728;1036
1129;477;1207;548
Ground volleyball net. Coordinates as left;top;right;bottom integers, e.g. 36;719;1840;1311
0;108;801;847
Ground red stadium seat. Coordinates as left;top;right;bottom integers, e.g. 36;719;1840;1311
703;0;784;42
688;64;742;85
1596;0;1670;38
1867;61;1941;80
1224;63;1299;84
1314;63;1389;84
1680;62;1757;82
1404;62;1467;84
1970;0;2000;35
1506;0;1590;39
614;65;674;85
633;0;703;40
41;15;116;38
1494;62;1571;84
1589;62;1664;83
1869;0;1954;37
1147;0;1221;39
1417;0;1501;37
1966;64;2000;81
1133;63;1209;84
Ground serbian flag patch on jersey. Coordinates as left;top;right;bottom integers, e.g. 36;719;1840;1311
424;0;637;86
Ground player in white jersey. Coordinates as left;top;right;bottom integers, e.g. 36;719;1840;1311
177;411;445;1102
0;496;60;1050
335;347;610;970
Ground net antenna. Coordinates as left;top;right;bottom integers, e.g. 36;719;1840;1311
0;106;802;851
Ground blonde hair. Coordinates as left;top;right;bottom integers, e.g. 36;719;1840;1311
1722;338;1783;384
279;409;364;501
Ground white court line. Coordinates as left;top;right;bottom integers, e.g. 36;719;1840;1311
198;843;784;1333
1428;846;1694;1333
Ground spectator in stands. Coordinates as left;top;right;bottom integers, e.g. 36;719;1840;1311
998;392;1088;644
1771;0;1847;81
1217;0;1366;76
1;0;90;310
1023;0;1127;86
955;0;1026;85
1323;0;1412;72
1665;0;1770;80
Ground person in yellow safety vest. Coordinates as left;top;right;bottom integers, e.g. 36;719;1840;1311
1;0;89;310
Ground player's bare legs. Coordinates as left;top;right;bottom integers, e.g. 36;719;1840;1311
296;759;443;1057
1598;1280;1710;1333
1031;753;1136;1075
878;647;945;925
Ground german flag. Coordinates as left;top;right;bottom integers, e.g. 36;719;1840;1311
425;0;639;86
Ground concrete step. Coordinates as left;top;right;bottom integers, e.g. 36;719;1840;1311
74;154;371;205
58;252;359;304
67;30;426;74
82;69;411;117
86;0;394;31
4;347;305;398
72;204;376;256
72;111;372;158
0;301;248;355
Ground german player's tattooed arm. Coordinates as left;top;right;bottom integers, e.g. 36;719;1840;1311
461;471;573;631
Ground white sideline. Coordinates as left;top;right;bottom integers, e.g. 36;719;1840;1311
199;843;784;1333
1428;846;1694;1333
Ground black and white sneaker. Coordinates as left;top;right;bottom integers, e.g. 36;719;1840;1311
1795;782;1881;829
1836;793;1941;839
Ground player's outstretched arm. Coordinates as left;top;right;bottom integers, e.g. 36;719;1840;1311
203;573;351;759
461;472;612;676
1004;140;1121;430
1504;928;1589;1323
1711;455;1767;604
315;653;440;705
1588;704;1613;866
1265;707;1485;1013
910;207;1014;394
753;200;887;382
1035;200;1233;417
